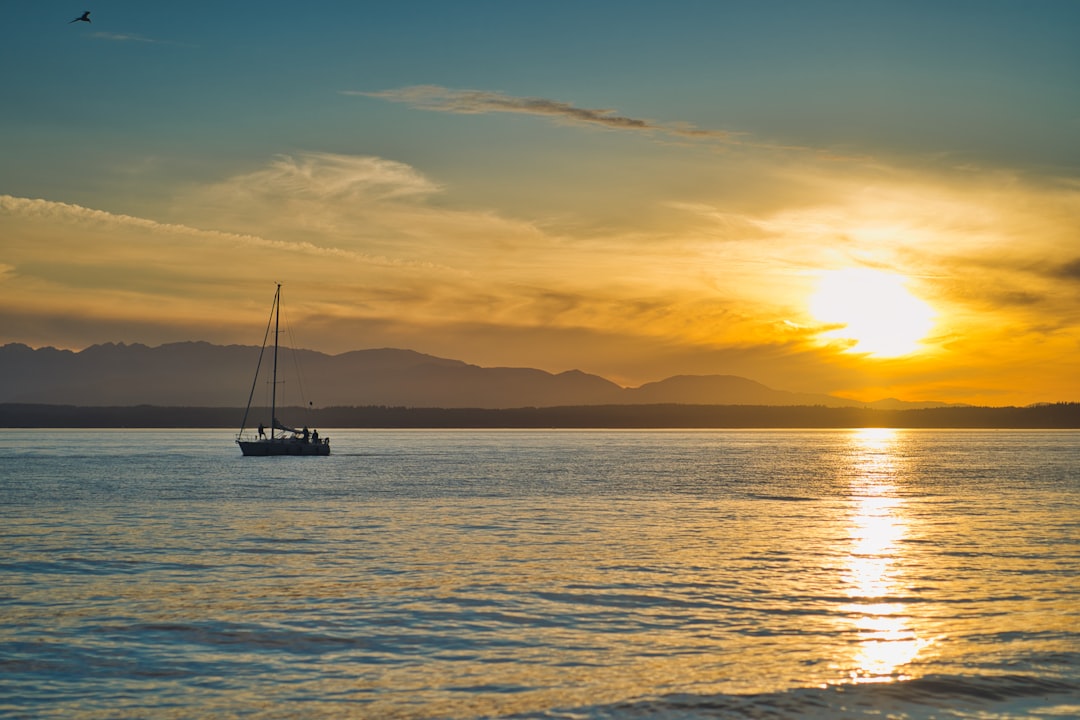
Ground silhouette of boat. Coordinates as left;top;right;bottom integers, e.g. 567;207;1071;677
236;284;330;456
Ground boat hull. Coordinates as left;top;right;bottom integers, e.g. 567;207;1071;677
237;438;330;456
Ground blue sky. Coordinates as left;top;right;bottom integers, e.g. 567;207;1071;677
2;1;1079;404
7;2;1076;202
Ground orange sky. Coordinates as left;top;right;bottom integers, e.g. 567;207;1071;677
2;3;1078;406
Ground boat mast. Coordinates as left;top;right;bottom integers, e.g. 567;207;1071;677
271;283;281;441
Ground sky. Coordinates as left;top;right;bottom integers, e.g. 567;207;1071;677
2;1;1079;406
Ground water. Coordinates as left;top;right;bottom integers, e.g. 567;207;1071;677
1;429;1077;719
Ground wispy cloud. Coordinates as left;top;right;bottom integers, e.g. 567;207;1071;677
1051;257;1080;281
0;194;357;263
92;32;194;47
348;85;738;142
242;153;442;201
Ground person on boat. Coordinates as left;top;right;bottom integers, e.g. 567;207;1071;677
302;426;309;443
312;428;319;444
257;422;266;438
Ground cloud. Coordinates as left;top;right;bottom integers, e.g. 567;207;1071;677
350;85;738;142
91;32;194;47
173;152;548;267
1052;257;1080;281
0;194;384;300
93;32;155;43
209;152;442;202
4;147;1078;404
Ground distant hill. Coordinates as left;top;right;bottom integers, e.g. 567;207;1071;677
0;341;957;410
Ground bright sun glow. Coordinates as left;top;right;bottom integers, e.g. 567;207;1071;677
810;269;935;357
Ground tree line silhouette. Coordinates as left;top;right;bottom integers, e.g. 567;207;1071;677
2;403;1078;428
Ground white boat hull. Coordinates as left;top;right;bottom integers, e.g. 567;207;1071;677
237;437;330;456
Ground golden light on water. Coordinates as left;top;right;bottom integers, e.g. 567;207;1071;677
810;269;935;357
841;428;928;682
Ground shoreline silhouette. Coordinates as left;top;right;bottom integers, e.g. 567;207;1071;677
2;402;1078;429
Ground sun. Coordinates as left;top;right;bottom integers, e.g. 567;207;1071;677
809;269;935;357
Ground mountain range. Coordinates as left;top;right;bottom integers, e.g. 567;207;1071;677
0;342;955;409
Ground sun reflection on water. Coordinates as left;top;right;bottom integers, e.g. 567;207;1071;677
841;428;928;683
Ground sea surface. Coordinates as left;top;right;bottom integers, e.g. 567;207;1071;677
0;428;1077;719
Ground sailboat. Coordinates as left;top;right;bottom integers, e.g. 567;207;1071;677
236;284;330;456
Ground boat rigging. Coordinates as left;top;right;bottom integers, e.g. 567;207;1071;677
236;284;330;456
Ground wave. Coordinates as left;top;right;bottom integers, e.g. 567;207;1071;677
508;673;1080;719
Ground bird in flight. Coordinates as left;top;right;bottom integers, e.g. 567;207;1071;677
69;11;91;24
